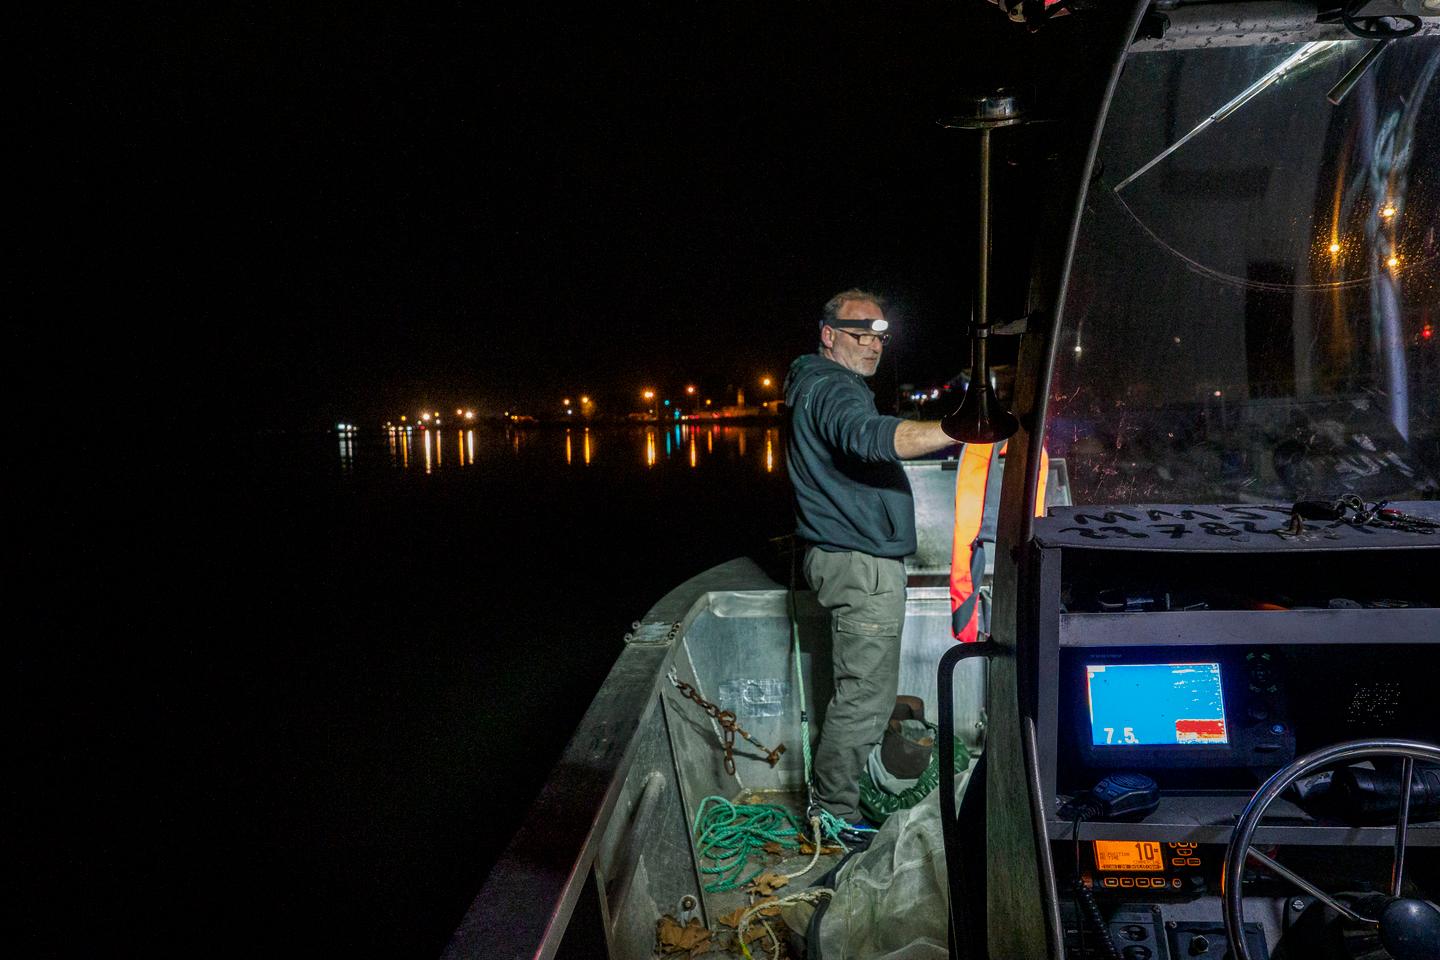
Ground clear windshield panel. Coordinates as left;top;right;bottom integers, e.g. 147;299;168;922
1048;39;1439;506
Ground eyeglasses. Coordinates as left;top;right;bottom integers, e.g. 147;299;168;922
835;329;891;347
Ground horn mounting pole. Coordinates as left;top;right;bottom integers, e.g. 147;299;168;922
940;90;1026;444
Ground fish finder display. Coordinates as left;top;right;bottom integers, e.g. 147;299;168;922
1086;663;1228;747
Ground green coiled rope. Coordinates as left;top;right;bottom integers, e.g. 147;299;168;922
691;795;856;893
691;796;807;891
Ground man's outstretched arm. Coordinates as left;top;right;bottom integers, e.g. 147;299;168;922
893;420;959;459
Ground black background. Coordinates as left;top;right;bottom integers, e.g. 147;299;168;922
28;2;1076;956
46;1;1051;430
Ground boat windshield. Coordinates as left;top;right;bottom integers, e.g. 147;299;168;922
1047;38;1439;506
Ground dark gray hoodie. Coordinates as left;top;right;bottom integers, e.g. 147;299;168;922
784;353;916;558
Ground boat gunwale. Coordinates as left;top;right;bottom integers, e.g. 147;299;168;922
439;557;779;960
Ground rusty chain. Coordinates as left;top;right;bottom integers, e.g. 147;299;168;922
668;674;785;776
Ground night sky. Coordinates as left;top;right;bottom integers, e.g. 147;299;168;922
39;8;1047;950
56;1;1049;429
36;7;1077;944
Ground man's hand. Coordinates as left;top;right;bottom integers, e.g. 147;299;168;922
893;420;959;459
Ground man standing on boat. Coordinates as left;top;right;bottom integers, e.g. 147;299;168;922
784;289;955;843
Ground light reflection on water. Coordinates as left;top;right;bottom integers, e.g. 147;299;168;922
371;424;786;476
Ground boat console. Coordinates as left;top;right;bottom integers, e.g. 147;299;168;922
1027;505;1440;959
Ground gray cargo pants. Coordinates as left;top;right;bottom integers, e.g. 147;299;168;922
803;547;906;824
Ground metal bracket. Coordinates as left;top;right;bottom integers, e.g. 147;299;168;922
992;314;1035;336
626;620;682;646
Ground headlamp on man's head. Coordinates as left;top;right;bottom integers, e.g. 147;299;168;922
825;317;890;333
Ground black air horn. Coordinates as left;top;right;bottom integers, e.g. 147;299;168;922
940;90;1024;444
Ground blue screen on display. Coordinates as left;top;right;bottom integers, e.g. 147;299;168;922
1086;662;1228;747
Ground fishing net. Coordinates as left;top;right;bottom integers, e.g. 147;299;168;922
858;721;970;825
815;771;961;960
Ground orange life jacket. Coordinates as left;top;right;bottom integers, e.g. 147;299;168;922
949;441;1049;642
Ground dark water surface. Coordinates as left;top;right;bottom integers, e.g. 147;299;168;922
49;424;792;958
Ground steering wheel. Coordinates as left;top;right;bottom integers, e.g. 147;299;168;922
1223;739;1440;960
